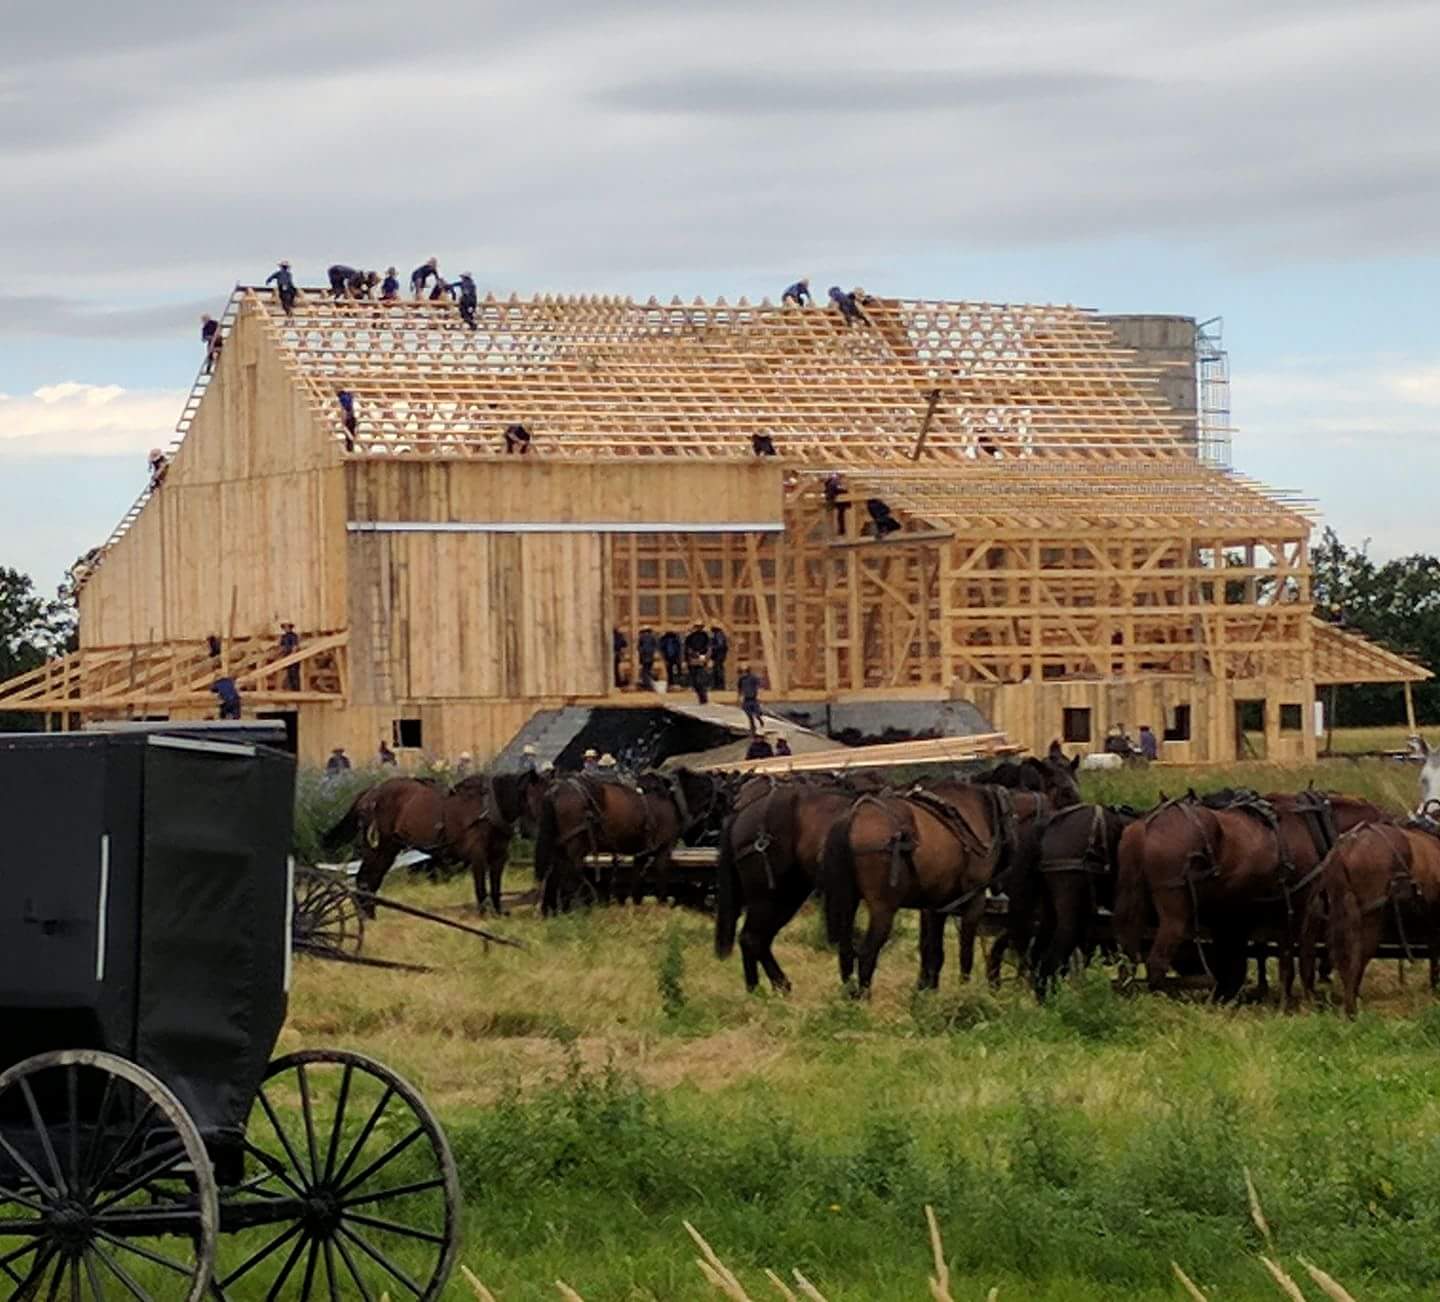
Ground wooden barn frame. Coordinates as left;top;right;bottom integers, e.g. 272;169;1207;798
0;286;1425;764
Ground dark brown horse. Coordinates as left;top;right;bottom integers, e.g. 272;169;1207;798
533;769;726;914
1002;802;1139;998
1317;821;1440;1016
983;742;1082;809
822;780;1047;995
444;770;549;913
323;771;547;913
714;775;862;994
1113;789;1387;1002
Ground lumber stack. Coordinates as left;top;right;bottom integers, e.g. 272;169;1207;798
702;731;1022;775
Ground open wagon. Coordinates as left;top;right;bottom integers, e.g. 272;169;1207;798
0;728;460;1299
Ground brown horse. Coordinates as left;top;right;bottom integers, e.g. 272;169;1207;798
533;769;726;914
822;780;1046;995
323;771;548;913
443;770;549;913
1318;821;1440;1015
1113;790;1386;1002
1003;802;1140;999
714;775;862;994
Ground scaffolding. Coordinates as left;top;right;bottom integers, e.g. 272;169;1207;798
1197;316;1233;466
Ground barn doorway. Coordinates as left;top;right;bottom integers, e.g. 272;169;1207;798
1234;699;1266;760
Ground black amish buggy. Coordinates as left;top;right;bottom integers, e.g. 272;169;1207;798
0;727;461;1300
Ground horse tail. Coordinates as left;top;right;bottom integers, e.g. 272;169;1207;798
822;812;858;948
1324;833;1364;986
322;792;366;855
1112;821;1150;965
714;820;741;959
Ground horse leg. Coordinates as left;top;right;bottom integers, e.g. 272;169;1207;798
1144;889;1190;993
959;897;987;982
983;931;1007;989
917;912;943;991
468;853;489;915
489;847;508;915
355;845;396;918
1210;931;1250;1003
741;882;808;995
1036;902;1084;1002
857;901;897;997
648;845;675;907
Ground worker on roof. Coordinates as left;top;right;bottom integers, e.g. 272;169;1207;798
353;270;380;300
455;272;478;328
265;260;297;316
751;431;777;456
824;472;850;535
200;314;221;373
828;285;868;326
337;390;357;451
147;448;168;492
782;278;811;306
429;273;454;302
865;498;901;538
737;661;764;734
380;267;400;301
502;422;532;454
684;621;711;705
327;263;360;299
410;257;439;298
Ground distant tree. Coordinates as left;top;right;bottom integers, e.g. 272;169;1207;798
1310;528;1440;726
0;566;76;730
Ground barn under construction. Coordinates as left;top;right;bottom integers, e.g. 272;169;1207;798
0;284;1426;764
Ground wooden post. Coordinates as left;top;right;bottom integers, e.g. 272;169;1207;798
1405;680;1417;733
909;388;942;461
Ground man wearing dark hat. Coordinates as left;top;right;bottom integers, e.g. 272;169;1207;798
278;621;301;691
737;662;764;734
211;676;242;721
455;272;478;328
200;314;221;373
327;263;360;299
659;628;683;688
636;626;658;691
265;260;297;316
709;624;729;690
684;621;711;704
828;285;868;326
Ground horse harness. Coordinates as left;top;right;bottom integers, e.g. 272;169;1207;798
1040;803;1111;876
1349;821;1435;962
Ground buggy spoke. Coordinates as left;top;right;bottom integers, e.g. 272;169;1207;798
342;1175;446;1209
337;1127;423;1199
322;1063;355;1183
322;1237;343;1302
330;1085;395;1189
79;1076;117;1201
90;1242;152;1300
260;1227;311;1302
19;1080;66;1197
342;1209;447;1246
0;1182;53;1214
66;1067;80;1195
297;1237;320;1300
0;1236;44;1280
0;1129;58;1202
255;1089;312;1191
331;1227;380;1301
238;1141;308;1199
91;1138;188;1214
297;1064;322;1181
86;1102;157;1201
337;1222;422;1297
80;1250;106;1302
215;1220;304;1289
92;1225;197;1277
17;1242;58;1300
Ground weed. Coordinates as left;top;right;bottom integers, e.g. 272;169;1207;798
657;923;688;1018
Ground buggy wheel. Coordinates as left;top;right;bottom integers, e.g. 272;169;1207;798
212;1050;459;1300
0;1049;217;1302
293;867;365;959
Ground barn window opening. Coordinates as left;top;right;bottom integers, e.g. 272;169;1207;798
1062;708;1092;744
1163;705;1191;742
1279;703;1304;732
395;718;423;749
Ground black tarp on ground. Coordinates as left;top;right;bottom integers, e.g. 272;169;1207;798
0;730;294;1148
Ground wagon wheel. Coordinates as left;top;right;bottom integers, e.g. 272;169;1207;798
0;1049;217;1302
293;867;365;958
211;1050;460;1301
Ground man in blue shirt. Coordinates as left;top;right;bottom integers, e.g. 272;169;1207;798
265;260;297;316
828;285;868;326
782;278;811;306
211;677;242;720
455;273;478;328
737;662;764;734
380;267;400;301
410;258;439;298
337;390;357;451
1138;725;1159;762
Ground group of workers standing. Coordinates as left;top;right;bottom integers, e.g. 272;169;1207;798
613;622;769;733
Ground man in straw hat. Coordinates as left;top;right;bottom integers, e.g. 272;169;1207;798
265;259;297;316
581;747;600;772
782;277;812;306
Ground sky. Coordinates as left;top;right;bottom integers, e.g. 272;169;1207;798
3;0;1439;593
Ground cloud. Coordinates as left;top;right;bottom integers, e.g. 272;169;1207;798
0;382;183;459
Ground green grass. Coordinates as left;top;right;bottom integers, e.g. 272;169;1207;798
1323;724;1419;755
268;759;1440;1298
